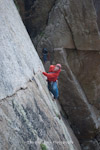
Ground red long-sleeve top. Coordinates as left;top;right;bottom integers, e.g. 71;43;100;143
42;65;61;82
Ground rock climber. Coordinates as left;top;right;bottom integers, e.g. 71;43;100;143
42;48;49;63
42;64;61;100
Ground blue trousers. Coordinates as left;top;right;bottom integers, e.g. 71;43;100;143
43;54;47;63
48;81;59;99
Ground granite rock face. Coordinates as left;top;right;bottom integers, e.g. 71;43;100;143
14;0;100;149
54;49;100;139
0;0;43;100
37;0;100;51
0;79;81;150
0;0;81;150
33;0;100;149
16;0;56;38
93;0;100;30
16;0;100;50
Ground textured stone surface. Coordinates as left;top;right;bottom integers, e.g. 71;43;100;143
0;79;81;150
16;0;100;51
16;0;56;38
0;0;81;150
93;0;100;30
36;0;75;51
66;50;100;110
54;49;100;139
14;0;25;19
63;0;100;50
0;0;43;100
81;140;100;150
13;0;100;149
34;0;100;147
53;48;100;149
36;0;100;51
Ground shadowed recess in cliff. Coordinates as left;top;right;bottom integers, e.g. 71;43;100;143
15;0;57;38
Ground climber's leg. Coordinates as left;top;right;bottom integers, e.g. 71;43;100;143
43;54;47;63
52;82;59;99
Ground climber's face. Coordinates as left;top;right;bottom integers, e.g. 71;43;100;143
54;66;60;71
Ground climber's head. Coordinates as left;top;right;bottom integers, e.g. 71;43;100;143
54;64;61;71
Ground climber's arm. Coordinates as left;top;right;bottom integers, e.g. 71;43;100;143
42;72;57;78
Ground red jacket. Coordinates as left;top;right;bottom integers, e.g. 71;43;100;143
42;65;61;82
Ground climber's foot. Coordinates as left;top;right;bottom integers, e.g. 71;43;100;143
52;97;56;101
53;97;58;101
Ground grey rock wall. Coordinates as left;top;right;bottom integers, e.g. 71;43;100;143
52;48;100;149
54;49;100;138
93;0;100;30
37;0;100;51
0;0;81;150
34;0;100;149
13;0;100;149
16;0;56;38
0;0;44;100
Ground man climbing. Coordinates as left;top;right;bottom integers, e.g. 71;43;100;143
42;64;61;100
42;48;49;63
